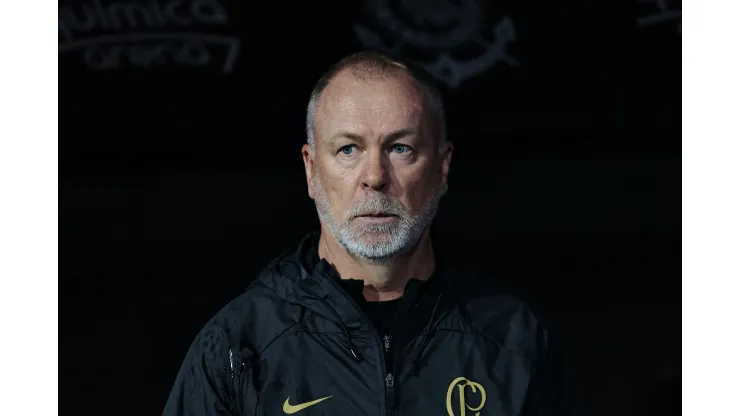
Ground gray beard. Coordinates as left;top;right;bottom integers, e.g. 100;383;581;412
312;176;446;264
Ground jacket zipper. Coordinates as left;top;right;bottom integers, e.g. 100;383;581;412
317;275;390;415
383;335;396;415
318;272;436;416
386;287;436;415
384;287;436;415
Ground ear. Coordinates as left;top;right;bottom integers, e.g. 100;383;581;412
302;144;316;199
438;141;454;191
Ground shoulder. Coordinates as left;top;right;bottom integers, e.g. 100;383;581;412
197;253;303;355
444;267;551;364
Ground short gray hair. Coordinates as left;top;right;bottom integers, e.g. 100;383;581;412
306;51;447;154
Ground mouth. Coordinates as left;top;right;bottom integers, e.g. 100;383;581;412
357;212;396;218
354;212;398;223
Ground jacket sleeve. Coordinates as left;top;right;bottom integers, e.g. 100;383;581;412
521;324;578;416
162;323;253;416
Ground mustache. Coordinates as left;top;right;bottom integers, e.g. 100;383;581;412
345;193;406;219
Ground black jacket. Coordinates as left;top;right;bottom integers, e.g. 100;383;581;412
163;233;572;415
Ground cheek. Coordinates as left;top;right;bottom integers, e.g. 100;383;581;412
399;171;437;209
320;167;356;205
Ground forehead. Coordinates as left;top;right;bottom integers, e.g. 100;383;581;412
315;70;426;135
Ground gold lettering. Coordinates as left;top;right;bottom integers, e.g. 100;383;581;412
446;377;487;416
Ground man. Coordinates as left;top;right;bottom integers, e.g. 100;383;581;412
163;51;572;415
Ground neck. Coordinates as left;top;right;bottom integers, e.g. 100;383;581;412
317;228;436;302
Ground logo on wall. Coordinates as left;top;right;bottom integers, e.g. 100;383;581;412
58;0;241;73
353;0;517;89
445;376;487;416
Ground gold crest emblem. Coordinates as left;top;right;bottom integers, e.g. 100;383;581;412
446;376;487;416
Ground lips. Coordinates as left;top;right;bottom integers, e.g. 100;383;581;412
358;212;396;218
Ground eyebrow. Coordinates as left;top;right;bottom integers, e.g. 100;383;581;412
327;128;417;145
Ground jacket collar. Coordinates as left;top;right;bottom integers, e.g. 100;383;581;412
288;232;447;330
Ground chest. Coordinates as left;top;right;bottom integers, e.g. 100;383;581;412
247;330;533;416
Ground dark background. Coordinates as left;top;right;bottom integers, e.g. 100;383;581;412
59;0;681;415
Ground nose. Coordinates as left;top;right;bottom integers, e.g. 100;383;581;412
361;151;389;192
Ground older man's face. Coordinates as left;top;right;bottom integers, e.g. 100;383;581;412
302;70;453;263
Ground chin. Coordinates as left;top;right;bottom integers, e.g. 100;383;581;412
355;227;401;244
341;232;412;260
359;235;397;248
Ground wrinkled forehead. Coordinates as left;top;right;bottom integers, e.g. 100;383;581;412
315;71;427;138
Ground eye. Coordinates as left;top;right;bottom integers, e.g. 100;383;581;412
391;144;410;154
338;145;356;155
